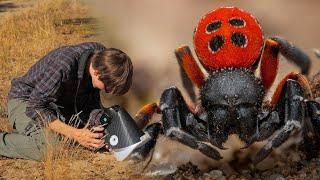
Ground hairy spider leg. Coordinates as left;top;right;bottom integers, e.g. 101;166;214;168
253;80;307;164
134;103;160;129
130;123;162;160
271;72;312;107
175;46;205;103
272;37;311;75
260;37;311;90
132;97;198;159
260;39;279;90
128;103;162;160
160;86;222;160
304;101;320;159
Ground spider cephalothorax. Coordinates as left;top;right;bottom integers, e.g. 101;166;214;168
134;7;320;165
200;68;265;145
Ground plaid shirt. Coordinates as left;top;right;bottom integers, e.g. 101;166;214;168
8;42;106;125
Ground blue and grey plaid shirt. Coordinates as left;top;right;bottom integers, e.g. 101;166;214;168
8;42;106;126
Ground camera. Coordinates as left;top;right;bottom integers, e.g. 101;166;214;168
100;105;151;161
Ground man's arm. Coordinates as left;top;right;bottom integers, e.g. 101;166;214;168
25;59;71;123
49;119;104;149
25;49;104;149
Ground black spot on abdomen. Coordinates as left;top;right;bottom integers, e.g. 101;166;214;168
231;33;247;48
206;21;222;33
209;35;225;52
229;18;245;27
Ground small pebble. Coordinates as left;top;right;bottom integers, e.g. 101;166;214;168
203;170;226;180
265;174;285;180
241;170;253;179
281;168;290;177
299;173;307;179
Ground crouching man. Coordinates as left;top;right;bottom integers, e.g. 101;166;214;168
0;42;133;161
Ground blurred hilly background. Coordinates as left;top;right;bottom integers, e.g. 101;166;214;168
0;0;319;179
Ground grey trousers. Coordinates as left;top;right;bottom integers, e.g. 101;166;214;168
0;99;47;161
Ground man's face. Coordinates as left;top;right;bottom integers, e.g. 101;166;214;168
89;63;106;91
92;72;105;90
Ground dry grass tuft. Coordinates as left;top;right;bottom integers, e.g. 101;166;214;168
0;1;144;178
43;129;93;179
0;0;129;179
42;128;142;179
0;1;148;179
0;0;95;123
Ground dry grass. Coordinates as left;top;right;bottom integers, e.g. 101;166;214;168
0;0;95;122
0;0;139;179
41;114;138;179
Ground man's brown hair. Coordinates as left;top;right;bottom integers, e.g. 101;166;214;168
92;48;133;95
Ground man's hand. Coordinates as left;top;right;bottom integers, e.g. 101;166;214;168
74;126;105;150
49;119;106;150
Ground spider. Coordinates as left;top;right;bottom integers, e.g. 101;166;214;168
133;7;320;164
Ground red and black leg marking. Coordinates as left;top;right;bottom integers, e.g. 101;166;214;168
271;72;312;107
134;103;160;129
271;37;311;75
175;46;206;103
253;79;320;164
130;103;162;160
260;39;279;90
159;86;222;160
260;37;311;90
253;79;306;164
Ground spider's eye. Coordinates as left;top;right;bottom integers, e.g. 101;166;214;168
206;20;221;33
229;18;245;27
209;35;225;53
231;32;247;48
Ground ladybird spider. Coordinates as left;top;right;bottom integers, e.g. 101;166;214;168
133;7;320;164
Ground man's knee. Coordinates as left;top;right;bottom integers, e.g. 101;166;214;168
0;132;45;161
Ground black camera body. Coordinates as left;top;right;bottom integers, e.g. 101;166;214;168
100;105;150;160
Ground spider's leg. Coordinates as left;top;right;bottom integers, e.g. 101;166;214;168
254;79;305;164
130;123;162;160
166;126;222;160
303;101;320;159
260;39;280;90
271;37;311;75
256;111;282;141
260;37;311;90
307;101;320;136
271;72;312;107
175;46;206;104
160;86;222;160
128;103;161;160
134;103;159;129
242;111;281;149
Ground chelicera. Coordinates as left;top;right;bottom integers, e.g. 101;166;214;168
134;7;320;164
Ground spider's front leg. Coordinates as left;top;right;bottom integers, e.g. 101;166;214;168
260;37;311;90
303;100;320;159
160;86;222;160
253;75;319;164
175;45;205;104
130;103;162;160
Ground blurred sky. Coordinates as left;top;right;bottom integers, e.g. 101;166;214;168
86;0;320;108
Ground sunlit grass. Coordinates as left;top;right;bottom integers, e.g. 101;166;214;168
0;0;95;126
0;0;101;178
